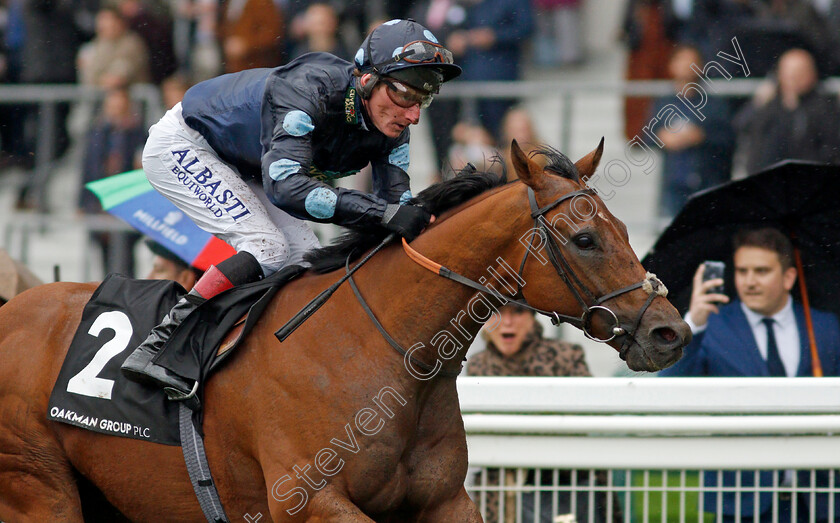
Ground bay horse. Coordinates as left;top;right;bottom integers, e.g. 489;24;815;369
0;140;690;522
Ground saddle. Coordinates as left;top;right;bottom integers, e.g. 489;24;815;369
157;264;307;382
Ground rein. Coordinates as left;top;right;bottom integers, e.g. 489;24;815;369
277;184;669;375
345;257;461;378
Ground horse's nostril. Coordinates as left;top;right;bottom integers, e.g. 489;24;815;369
653;327;678;344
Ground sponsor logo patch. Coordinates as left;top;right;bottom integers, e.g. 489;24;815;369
169;149;253;222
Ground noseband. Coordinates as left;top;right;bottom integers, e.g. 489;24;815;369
402;187;668;360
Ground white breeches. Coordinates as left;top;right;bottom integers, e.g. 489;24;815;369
142;103;320;275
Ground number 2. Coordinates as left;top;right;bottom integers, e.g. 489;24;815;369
67;311;134;399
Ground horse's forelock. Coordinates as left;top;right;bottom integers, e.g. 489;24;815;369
530;146;580;183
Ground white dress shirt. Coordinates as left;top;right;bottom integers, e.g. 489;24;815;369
740;297;800;377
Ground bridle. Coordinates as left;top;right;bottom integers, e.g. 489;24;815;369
338;184;669;378
397;186;669;362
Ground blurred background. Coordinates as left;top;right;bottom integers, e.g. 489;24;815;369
2;0;839;377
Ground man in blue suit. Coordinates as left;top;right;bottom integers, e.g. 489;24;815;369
660;227;840;522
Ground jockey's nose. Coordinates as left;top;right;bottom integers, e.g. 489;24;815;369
405;104;421;124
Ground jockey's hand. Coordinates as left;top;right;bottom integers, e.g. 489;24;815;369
381;204;432;242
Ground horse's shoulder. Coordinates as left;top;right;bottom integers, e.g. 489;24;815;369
32;281;98;301
277;269;336;300
8;281;97;317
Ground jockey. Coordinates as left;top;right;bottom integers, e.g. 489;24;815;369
121;19;461;399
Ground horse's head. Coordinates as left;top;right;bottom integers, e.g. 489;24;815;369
508;139;690;371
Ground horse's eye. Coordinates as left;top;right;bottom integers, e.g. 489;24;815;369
573;234;595;250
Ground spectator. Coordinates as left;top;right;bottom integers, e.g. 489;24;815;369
733;48;840;174
143;239;202;291
160;73;192;110
117;0;178;85
444;0;534;142
407;0;465;174
0;248;43;307
663;0;731;59
445;120;500;179
411;0;533;177
497;106;545;181
467;304;617;523
289;3;350;61
219;0;284;72
14;0;85;208
532;0;583;68
172;0;222;82
651;44;734;218
79;85;147;277
77;6;152;89
0;0;29;169
765;0;837;74
620;0;674;141
660;227;840;522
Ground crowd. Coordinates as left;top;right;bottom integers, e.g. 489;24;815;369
0;0;583;175
2;0;837;221
622;0;840;218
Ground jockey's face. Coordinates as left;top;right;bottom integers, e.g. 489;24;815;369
361;74;421;139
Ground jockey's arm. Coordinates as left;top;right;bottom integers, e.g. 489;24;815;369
264;169;391;228
371;142;412;205
261;131;393;228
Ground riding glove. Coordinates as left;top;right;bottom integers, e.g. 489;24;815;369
381;204;431;241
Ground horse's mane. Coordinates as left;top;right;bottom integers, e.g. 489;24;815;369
304;169;506;273
303;146;579;274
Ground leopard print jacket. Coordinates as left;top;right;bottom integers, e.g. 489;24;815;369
466;323;592;378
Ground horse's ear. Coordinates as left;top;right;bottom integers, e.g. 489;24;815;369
510;139;546;190
575;137;604;183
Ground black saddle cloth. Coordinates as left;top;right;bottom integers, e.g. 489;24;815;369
47;265;306;444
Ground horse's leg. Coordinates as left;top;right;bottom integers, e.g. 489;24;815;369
415;487;482;523
270;488;375;523
0;435;84;522
0;369;85;521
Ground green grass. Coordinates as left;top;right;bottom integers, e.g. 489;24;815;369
619;470;716;522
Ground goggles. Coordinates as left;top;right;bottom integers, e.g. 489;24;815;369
382;78;435;109
397;40;454;65
367;40;455;74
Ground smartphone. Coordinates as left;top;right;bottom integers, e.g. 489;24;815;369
702;261;726;296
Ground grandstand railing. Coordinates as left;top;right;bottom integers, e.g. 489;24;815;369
0;84;163;211
2;78;839;278
436;77;840;153
459;377;840;522
4;77;838;195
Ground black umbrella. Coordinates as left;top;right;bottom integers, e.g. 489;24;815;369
642;161;840;376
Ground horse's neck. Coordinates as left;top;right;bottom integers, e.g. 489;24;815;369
352;191;524;377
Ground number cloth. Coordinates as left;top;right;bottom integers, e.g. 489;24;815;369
48;274;185;445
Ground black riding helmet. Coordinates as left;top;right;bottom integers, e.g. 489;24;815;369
355;19;461;102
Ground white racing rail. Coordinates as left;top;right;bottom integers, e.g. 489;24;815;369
458;377;840;522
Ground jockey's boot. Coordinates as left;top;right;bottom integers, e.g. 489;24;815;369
120;251;263;402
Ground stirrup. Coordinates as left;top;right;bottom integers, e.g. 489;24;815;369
164;380;201;411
